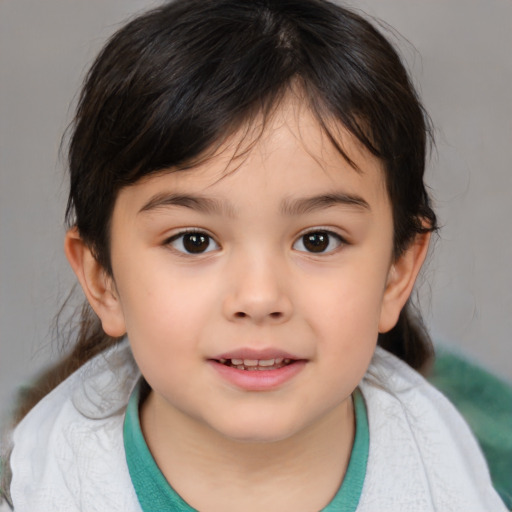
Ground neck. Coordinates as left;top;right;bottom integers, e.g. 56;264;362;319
140;391;355;512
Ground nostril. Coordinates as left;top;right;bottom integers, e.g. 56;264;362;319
233;311;283;319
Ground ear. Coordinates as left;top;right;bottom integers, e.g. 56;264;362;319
64;227;126;337
378;231;430;333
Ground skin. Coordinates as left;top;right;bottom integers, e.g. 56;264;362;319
66;98;429;512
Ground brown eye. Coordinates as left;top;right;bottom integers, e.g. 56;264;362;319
293;231;343;254
303;232;329;252
183;233;210;253
168;232;219;254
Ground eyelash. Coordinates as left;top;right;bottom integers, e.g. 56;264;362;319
164;229;347;256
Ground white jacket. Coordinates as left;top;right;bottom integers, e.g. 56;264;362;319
4;342;507;511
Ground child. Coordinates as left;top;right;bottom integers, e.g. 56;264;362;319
1;0;507;510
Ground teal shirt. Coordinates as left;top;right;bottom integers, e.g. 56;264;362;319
124;383;369;512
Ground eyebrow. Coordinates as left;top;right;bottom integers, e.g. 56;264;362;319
139;193;236;217
139;191;370;217
280;193;370;216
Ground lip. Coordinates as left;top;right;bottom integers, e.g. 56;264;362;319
213;348;300;361
208;348;307;391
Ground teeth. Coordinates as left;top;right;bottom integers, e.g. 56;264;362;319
225;358;281;366
218;357;295;370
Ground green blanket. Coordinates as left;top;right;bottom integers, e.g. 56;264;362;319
428;349;512;509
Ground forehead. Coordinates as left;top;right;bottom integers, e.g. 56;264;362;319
117;99;389;215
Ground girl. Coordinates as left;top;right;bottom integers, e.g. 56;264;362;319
1;0;507;510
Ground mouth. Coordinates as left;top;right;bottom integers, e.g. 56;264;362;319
208;350;306;390
216;357;294;371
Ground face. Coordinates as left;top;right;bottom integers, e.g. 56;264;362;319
102;102;405;443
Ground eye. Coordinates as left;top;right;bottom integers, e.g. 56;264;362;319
166;231;220;254
293;230;344;254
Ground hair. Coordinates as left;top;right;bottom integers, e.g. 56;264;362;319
13;0;437;424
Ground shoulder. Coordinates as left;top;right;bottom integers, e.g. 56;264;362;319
356;347;507;512
7;341;142;512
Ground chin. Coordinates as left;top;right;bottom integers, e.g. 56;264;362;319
213;416;302;445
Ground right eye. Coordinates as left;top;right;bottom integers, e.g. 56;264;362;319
292;230;344;254
166;231;220;254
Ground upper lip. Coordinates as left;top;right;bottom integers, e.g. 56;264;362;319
211;348;302;361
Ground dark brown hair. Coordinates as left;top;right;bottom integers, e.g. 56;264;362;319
15;0;437;423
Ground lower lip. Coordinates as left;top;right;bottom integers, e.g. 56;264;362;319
208;360;307;391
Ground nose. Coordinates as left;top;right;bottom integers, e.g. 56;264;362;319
222;251;293;325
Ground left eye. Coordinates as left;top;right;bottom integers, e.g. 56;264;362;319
167;232;220;254
293;231;344;254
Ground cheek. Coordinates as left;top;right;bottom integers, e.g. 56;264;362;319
114;256;217;352
308;263;388;330
302;260;388;369
119;270;211;395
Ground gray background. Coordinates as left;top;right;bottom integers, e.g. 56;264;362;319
1;0;511;419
